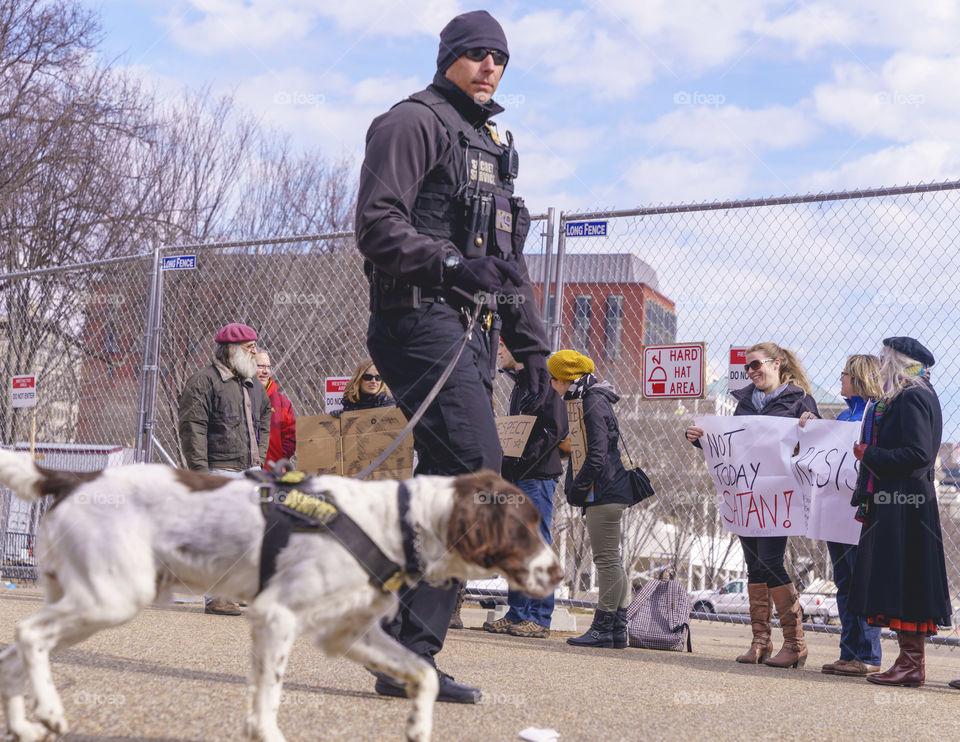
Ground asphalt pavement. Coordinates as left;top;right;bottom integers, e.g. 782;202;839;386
1;588;959;741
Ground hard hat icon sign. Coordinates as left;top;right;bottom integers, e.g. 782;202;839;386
648;366;667;395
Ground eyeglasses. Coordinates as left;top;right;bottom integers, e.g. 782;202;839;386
463;47;508;66
256;364;271;370
361;373;382;382
743;359;777;372
839;371;850;380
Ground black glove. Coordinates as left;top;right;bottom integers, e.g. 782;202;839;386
516;352;551;412
444;256;523;295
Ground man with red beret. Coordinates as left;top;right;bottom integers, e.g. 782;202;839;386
178;322;272;615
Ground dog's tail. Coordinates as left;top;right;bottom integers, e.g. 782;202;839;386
0;448;46;502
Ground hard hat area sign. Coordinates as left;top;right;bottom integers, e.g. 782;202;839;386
642;344;704;399
11;375;36;408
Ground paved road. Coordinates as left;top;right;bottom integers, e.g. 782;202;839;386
1;589;959;741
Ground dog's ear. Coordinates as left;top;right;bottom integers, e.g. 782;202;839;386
447;470;537;567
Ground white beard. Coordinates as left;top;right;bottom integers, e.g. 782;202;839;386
229;345;258;379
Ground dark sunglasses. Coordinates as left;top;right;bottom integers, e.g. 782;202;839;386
464;47;508;66
361;373;382;382
743;358;776;372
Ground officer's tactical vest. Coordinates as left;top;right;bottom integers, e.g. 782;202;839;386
406;88;524;261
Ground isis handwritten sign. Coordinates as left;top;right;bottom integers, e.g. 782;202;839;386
695;415;805;537
795;420;862;545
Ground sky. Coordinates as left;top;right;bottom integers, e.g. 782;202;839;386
86;0;960;440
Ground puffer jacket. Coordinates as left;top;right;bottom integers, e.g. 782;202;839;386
178;363;271;471
341;390;395;413
263;379;296;467
564;375;633;507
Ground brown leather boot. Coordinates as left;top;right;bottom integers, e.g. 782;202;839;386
764;583;807;668
867;631;925;687
735;583;773;664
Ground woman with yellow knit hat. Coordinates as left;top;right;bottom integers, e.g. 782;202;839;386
548;349;635;649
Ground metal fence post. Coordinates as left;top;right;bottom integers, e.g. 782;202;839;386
134;244;163;463
549;211;567;351
540;207;556;328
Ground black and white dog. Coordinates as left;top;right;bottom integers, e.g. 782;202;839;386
0;451;562;742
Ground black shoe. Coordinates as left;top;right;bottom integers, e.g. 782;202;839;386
612;607;628;649
374;670;481;704
567;609;616;648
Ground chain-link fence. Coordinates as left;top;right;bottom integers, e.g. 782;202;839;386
2;185;959;643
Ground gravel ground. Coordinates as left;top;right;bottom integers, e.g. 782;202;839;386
1;589;959;741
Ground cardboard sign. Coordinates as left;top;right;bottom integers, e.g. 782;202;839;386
695;415;806;537
11;376;36;408
642;343;705;398
566;400;587;477
295;408;414;481
496;415;537;458
795;419;863;545
324;376;350;414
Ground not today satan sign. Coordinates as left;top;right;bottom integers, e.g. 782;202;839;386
694;415;806;537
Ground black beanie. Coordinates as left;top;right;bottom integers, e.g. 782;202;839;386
437;10;509;73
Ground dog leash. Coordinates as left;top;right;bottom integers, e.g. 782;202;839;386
353;300;483;480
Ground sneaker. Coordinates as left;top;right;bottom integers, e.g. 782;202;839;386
506;620;549;639
482;616;518;634
204;597;241;616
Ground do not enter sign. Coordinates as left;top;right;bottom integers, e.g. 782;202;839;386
642;343;705;399
11;375;36;408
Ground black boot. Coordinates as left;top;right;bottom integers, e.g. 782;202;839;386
612;607;628;649
567;610;615;648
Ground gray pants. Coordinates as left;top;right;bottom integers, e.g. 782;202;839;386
585;502;630;612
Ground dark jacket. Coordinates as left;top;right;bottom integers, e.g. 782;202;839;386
178;363;271;471
730;382;820;418
848;381;951;623
564;376;632;507
341;391;396;413
355;74;549;359
501;369;569;482
263;379;296;468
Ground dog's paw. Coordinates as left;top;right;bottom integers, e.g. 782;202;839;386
7;719;52;742
32;701;67;736
243;716;286;742
404;712;432;742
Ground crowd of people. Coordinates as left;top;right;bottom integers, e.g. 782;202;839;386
169;7;956;702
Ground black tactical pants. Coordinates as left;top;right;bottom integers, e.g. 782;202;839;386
368;299;502;662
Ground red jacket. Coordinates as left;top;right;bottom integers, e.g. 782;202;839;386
263;379;296;467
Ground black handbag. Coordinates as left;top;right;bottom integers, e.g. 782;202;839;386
617;423;655;504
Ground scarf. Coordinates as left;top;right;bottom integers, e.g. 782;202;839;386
852;398;888;523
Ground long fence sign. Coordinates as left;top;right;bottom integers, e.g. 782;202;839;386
695;415;806;537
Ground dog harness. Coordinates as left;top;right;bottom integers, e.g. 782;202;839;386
252;468;422;595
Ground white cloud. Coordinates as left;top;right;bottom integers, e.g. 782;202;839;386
804;140;960;192
622;153;752;205
638;103;817;156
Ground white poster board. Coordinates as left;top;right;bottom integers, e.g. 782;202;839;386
695;415;806;537
795;419;863;545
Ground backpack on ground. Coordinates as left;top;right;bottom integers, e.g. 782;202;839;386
625;570;692;652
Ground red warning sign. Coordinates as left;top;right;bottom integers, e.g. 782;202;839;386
642;344;705;399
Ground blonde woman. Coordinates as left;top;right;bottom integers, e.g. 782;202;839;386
810;355;884;677
686;342;819;668
341;359;394;413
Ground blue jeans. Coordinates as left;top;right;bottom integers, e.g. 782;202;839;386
504;479;556;628
828;541;882;665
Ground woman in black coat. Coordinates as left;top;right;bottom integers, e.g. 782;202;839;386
848;337;951;688
548;349;634;650
686;342;819;669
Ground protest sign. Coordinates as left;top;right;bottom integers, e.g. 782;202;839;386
496;415;537;457
566;401;587;477
795;419;862;545
695;415;805;537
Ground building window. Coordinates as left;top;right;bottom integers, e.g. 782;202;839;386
573;295;592;352
604;295;624;360
104;322;119;355
644;301;676;346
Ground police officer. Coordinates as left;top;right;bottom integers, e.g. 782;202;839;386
356;10;551;704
